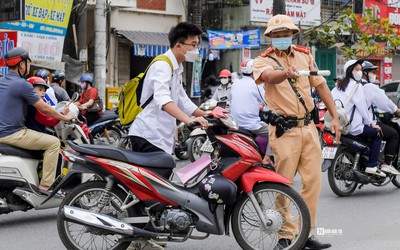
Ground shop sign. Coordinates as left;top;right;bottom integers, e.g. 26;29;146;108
0;31;17;76
250;0;321;26
207;29;260;50
0;0;73;37
18;31;64;62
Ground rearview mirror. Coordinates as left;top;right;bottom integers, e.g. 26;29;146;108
71;92;79;102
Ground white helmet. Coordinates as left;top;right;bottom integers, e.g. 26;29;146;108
343;59;363;74
240;59;254;75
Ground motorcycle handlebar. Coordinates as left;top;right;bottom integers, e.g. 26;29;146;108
298;70;331;76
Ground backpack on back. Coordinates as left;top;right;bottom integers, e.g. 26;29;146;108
118;55;173;125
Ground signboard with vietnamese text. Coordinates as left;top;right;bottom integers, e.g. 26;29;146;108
0;0;73;37
0;0;25;23
250;0;321;26
191;55;202;98
18;31;64;62
0;31;17;77
207;29;260;50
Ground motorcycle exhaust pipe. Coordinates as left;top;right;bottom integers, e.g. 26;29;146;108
61;205;158;237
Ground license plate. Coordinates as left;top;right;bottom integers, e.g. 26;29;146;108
200;139;213;153
322;147;338;159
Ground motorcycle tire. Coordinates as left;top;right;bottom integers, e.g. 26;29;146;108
187;135;208;162
98;127;122;146
232;183;311;250
174;147;189;160
392;166;400;188
118;136;132;150
327;147;358;197
57;181;136;250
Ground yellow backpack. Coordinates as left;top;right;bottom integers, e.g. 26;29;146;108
118;55;173;125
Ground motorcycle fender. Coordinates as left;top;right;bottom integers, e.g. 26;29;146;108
322;159;333;172
238;166;292;193
189;128;207;136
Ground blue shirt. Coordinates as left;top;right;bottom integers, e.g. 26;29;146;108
230;76;266;130
0;71;40;137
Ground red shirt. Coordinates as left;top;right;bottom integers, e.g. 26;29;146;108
79;87;101;114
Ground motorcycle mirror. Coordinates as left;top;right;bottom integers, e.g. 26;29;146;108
66;92;80;107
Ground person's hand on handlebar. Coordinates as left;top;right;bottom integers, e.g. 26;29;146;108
187;116;209;129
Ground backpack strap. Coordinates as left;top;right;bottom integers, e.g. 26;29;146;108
140;55;174;109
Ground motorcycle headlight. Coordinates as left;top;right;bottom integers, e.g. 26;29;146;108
220;114;239;130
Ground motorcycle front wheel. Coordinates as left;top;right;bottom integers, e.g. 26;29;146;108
99;127;122;146
327;148;358;197
57;181;136;250
232;183;310;250
187;135;208;162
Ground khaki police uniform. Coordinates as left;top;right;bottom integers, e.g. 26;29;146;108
253;45;324;236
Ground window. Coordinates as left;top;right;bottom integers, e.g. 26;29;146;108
381;82;400;92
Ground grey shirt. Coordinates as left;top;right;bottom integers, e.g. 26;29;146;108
51;84;70;102
0;71;40;138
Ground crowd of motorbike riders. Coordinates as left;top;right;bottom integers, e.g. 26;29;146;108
1;21;400;249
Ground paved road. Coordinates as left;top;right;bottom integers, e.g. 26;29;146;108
0;160;399;250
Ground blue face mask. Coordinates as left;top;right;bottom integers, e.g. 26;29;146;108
271;37;292;50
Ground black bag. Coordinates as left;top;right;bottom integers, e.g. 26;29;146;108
86;96;103;112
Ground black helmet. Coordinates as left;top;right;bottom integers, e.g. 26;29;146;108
362;61;378;72
199;175;237;204
36;69;50;80
52;70;66;82
4;47;31;67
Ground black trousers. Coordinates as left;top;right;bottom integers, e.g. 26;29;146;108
129;135;164;153
84;112;100;126
378;121;399;156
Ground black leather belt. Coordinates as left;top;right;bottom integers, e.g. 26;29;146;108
284;116;311;128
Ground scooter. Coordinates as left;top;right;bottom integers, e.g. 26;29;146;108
45;106;311;250
322;114;400;197
88;109;123;146
0;93;87;215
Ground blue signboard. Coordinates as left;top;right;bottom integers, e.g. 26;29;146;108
207;29;260;50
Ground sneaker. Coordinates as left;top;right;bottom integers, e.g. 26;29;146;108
274;238;291;250
365;167;386;177
127;240;164;250
380;163;400;175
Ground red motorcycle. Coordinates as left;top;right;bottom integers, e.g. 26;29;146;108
45;107;310;250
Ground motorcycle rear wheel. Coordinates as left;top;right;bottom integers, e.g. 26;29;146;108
99;127;122;146
57;181;136;250
327;148;358;197
232;183;310;250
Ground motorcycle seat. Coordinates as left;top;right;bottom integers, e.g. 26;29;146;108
92;110;119;124
67;142;176;169
0;143;44;160
234;128;256;138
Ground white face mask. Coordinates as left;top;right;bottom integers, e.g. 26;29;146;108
368;72;376;83
352;70;363;81
181;46;199;63
220;78;229;85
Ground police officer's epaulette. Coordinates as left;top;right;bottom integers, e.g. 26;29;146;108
259;48;273;57
293;45;310;54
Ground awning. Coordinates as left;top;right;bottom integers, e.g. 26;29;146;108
116;30;211;59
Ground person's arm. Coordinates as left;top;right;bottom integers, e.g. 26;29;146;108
259;67;299;84
316;83;341;142
33;99;74;121
162;102;208;126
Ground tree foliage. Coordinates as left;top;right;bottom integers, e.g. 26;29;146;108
304;8;400;59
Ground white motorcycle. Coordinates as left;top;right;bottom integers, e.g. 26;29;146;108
0;93;89;215
187;99;225;162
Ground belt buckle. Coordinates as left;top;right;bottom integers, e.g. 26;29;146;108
297;119;305;127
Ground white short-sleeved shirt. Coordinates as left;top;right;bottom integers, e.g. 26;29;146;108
230;76;266;130
128;50;198;154
331;79;373;135
363;83;397;122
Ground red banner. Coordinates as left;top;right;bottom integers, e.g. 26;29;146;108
0;31;17;76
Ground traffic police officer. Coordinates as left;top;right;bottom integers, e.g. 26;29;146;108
253;15;340;249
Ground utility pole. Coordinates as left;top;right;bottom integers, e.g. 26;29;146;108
94;0;107;109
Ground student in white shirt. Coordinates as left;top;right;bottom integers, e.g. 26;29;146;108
230;59;273;165
331;59;385;177
361;61;400;175
128;22;208;156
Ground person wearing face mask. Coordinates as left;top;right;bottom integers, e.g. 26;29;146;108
212;69;233;102
75;73;102;125
127;22;209;250
253;14;340;250
360;61;400;175
332;60;385;177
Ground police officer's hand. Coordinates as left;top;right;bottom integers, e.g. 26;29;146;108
286;67;299;79
330;117;341;143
